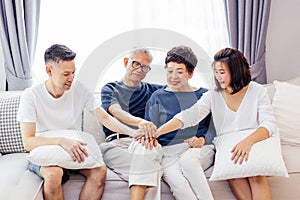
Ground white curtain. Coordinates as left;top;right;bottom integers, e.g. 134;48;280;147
33;0;229;85
0;0;40;90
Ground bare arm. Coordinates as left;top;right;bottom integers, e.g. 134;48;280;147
108;104;156;138
92;106;138;137
21;122;62;151
156;118;183;136
109;104;144;126
20;122;88;162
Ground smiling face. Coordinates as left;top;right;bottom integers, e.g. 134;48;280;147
166;62;193;92
214;61;232;91
46;60;76;94
123;51;152;87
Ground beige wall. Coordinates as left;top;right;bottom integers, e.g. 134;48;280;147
266;0;300;82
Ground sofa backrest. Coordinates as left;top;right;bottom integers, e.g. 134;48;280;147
2;76;300;153
264;76;300;102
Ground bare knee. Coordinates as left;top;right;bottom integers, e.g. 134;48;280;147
228;178;240;187
228;178;252;200
83;166;107;187
249;176;267;185
40;166;64;197
41;166;64;186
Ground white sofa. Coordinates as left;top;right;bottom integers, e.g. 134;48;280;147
1;77;300;200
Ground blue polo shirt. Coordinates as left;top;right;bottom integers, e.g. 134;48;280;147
101;81;163;137
145;88;211;146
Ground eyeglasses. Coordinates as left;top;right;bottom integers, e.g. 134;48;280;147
129;59;151;73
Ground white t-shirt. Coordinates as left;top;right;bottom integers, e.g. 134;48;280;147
17;81;100;134
175;81;277;136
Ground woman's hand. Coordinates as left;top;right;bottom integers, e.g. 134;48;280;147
231;138;253;164
184;136;205;148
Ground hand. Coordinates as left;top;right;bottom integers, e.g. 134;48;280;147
60;138;88;163
132;129;144;139
138;120;157;139
136;136;157;150
184;136;205;148
231;138;253;164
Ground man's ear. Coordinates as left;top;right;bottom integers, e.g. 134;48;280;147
46;66;52;76
124;57;129;67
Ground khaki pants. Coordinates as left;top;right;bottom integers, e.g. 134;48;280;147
100;137;163;200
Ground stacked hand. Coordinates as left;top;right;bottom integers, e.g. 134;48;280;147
134;120;158;149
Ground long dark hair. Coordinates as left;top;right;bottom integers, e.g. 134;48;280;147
213;48;251;94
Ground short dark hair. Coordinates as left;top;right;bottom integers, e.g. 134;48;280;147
165;46;197;74
44;44;76;64
213;47;251;94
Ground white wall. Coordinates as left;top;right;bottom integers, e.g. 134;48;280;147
266;0;300;82
0;39;5;91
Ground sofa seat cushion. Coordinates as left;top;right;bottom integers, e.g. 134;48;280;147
281;144;300;173
64;167;175;200
0;153;43;200
66;167;124;182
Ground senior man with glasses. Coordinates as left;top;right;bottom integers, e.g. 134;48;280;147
100;48;164;200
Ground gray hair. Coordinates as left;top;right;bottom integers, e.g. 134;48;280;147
128;48;153;62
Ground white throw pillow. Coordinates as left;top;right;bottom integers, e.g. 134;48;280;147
272;81;300;146
210;129;288;181
27;130;104;169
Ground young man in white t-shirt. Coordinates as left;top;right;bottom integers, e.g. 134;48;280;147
17;44;134;200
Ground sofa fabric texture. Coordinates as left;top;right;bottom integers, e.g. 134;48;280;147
0;96;26;154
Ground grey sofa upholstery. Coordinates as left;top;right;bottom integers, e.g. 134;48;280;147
1;77;300;200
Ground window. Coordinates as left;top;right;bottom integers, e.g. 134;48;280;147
33;0;229;90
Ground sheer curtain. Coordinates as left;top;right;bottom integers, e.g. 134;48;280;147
0;0;40;90
32;0;229;86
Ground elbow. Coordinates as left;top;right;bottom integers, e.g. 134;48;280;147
22;138;32;152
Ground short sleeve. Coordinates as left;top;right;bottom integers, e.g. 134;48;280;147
17;89;37;122
101;83;119;112
78;83;101;112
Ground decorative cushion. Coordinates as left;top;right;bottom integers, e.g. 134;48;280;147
27;130;104;169
210;129;288;181
272;81;300;146
82;107;105;144
0;96;26;154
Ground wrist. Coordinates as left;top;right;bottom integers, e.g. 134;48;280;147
57;137;65;146
135;117;145;126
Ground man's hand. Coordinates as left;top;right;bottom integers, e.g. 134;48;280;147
138;120;158;139
60;138;88;163
135;136;157;150
184;136;205;148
